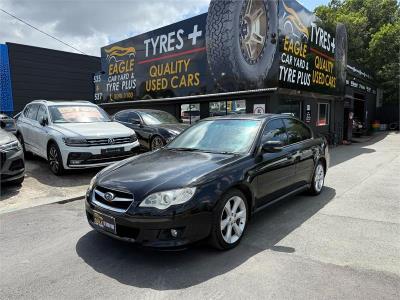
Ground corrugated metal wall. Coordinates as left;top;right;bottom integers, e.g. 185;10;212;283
6;43;100;114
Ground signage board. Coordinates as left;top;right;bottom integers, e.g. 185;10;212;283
253;104;266;114
95;0;347;103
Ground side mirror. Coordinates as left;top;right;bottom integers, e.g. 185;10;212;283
261;140;283;153
39;116;48;126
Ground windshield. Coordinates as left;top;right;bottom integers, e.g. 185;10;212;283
167;119;261;154
141;111;178;125
49;105;110;123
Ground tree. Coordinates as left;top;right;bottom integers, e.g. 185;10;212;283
315;0;400;103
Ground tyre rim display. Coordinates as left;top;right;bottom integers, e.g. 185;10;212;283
49;147;59;173
151;137;164;151
314;164;324;192
239;0;268;64
220;195;247;244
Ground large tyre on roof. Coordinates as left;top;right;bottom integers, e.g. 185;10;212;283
206;0;278;91
335;23;348;92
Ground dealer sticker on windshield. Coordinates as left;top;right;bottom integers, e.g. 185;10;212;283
93;211;116;234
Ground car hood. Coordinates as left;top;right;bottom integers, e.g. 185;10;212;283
51;122;134;138
0;129;17;145
97;149;239;199
150;123;188;134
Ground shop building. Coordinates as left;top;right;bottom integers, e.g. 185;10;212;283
92;0;378;144
0;43;100;115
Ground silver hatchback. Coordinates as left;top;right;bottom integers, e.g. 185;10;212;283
0;129;25;185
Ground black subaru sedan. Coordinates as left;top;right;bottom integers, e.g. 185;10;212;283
86;114;329;250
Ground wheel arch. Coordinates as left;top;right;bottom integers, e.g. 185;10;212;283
228;183;255;218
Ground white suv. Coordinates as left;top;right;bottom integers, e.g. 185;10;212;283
16;100;139;175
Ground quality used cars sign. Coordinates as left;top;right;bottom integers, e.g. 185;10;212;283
94;0;347;103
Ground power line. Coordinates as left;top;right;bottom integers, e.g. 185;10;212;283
0;8;88;55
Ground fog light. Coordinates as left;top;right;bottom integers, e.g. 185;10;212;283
170;229;178;238
70;160;83;165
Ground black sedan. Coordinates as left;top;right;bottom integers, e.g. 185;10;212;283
113;109;188;151
86;114;329;250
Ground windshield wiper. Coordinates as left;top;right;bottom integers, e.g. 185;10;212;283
168;147;201;152
168;148;234;155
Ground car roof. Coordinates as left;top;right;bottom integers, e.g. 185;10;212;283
28;100;94;106
203;113;283;121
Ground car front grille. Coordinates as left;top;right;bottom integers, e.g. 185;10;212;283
92;185;134;212
86;136;136;146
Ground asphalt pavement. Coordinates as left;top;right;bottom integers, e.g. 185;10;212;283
0;132;399;299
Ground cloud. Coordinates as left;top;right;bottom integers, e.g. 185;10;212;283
0;0;210;56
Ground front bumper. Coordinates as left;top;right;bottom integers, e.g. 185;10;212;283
85;196;213;248
0;148;25;183
60;140;140;169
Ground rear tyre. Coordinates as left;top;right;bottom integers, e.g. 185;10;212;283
309;161;325;195
47;143;65;176
209;189;248;250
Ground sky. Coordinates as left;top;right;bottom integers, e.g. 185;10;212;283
0;0;329;57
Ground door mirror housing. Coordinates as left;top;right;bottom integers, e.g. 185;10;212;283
130;119;141;126
261;140;283;153
39;116;48;126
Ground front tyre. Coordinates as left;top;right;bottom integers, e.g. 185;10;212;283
206;0;278;91
150;135;165;151
47;143;65;175
309;162;325;195
209;189;248;250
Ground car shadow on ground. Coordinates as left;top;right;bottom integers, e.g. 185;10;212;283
26;155;99;186
76;187;336;290
328;132;389;168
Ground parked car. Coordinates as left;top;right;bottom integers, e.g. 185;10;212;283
16;100;140;175
181;110;200;124
86;114;329;250
0;129;25;185
113;109;188;151
0;114;17;135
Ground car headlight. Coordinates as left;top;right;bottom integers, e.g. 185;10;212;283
63;137;88;147
0;141;21;152
139;187;196;210
88;174;99;192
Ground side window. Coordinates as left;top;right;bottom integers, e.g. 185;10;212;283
283;118;312;144
23;105;31;118
36;105;48;122
115;111;130;122
26;104;39;120
128;112;141;123
262;119;288;145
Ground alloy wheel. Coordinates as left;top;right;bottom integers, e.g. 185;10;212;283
151;136;164;151
314;164;325;192
49;146;60;174
239;0;268;64
220;195;247;244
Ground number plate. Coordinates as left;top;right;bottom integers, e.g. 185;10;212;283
102;147;124;155
92;211;116;234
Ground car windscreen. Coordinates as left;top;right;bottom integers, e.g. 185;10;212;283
48;105;110;123
167;119;261;154
141;111;179;125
